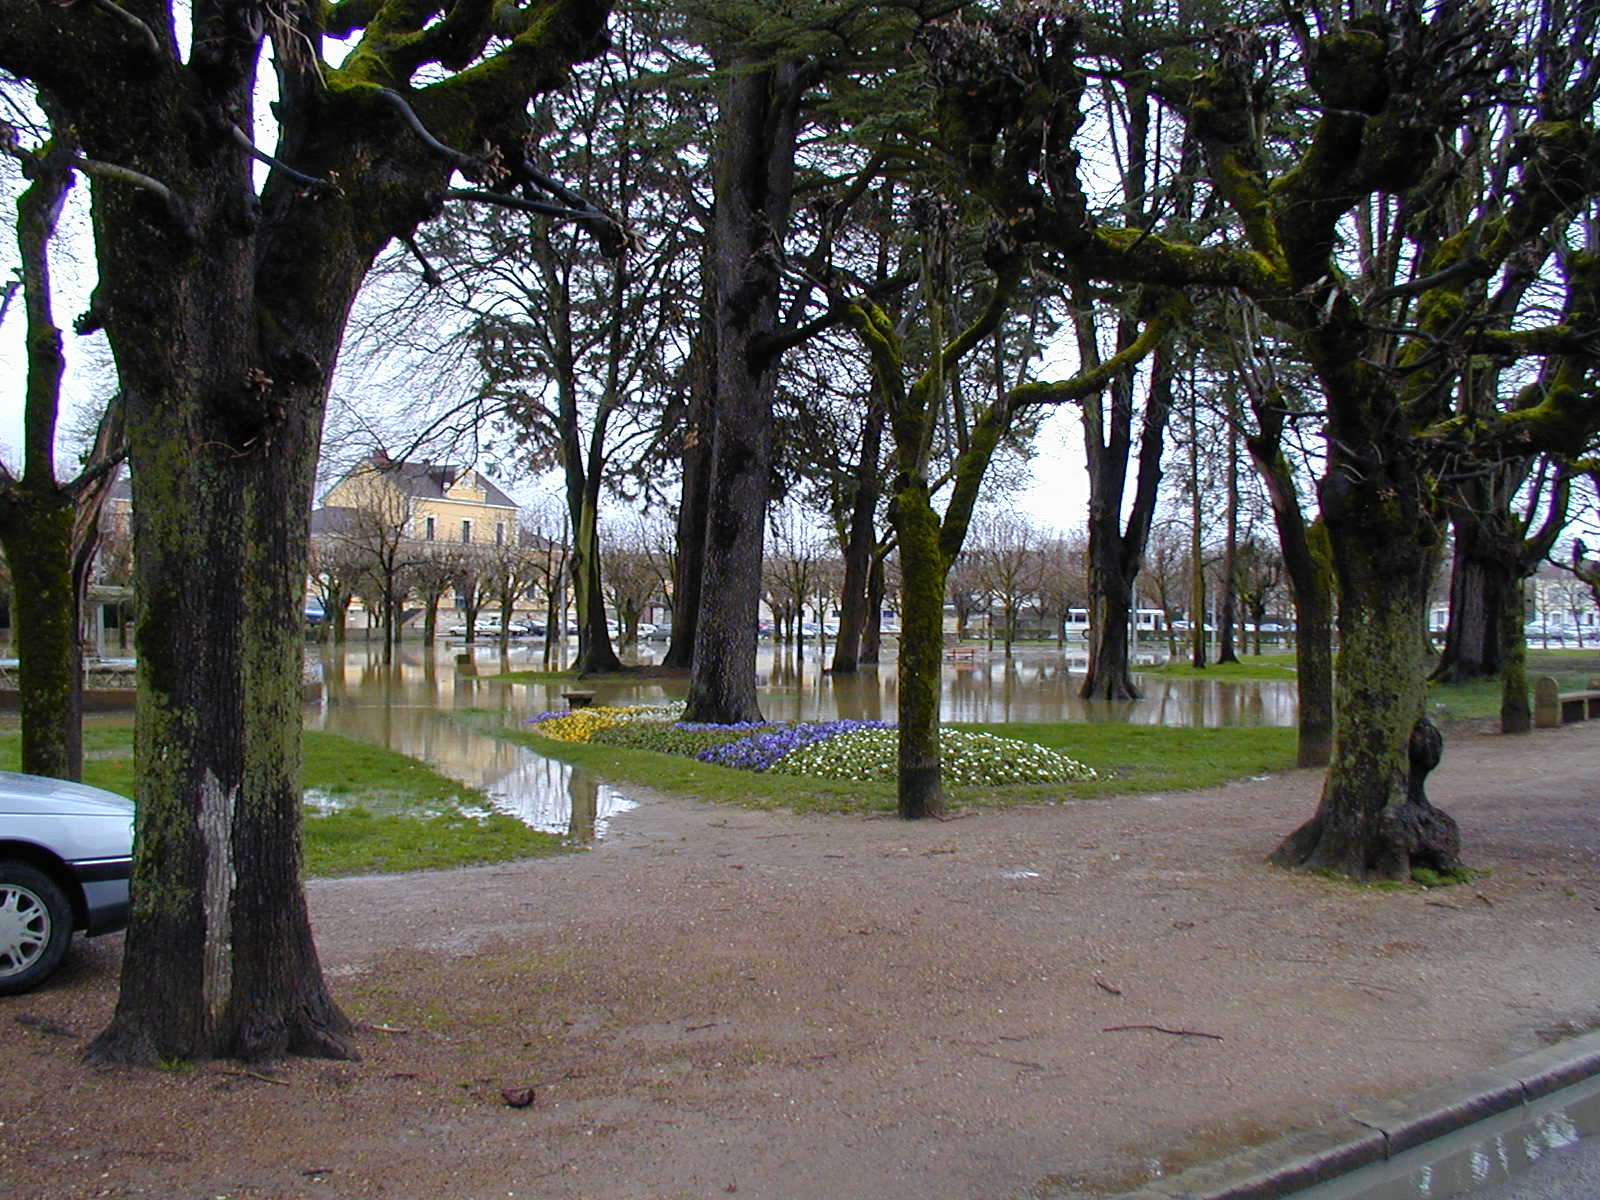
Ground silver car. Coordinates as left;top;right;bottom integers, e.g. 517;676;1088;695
0;771;134;994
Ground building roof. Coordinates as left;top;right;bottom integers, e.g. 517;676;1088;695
309;505;363;535
351;457;519;510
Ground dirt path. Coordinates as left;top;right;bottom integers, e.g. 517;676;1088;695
4;721;1599;1200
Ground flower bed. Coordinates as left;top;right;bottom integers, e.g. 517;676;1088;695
525;702;685;743
526;704;1095;788
770;728;1095;784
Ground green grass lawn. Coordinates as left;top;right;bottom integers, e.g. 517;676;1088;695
0;720;566;877
1425;650;1600;722
484;712;1301;817
1136;653;1301;681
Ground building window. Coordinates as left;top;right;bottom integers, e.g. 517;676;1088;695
495;522;505;547
461;519;472;544
424;516;435;541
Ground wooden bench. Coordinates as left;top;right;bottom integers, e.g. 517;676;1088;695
944;646;979;661
562;691;598;709
1534;675;1600;728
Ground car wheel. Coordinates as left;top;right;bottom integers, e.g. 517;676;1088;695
0;860;73;995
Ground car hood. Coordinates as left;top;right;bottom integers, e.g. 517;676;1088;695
0;770;134;817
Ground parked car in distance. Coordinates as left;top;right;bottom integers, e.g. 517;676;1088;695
0;772;134;994
447;616;504;637
644;624;672;642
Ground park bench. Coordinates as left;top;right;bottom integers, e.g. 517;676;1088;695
944;646;979;661
1533;675;1600;728
562;691;598;709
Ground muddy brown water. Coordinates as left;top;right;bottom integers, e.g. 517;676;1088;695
303;639;1298;839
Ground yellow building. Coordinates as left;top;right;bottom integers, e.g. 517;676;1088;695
319;457;521;548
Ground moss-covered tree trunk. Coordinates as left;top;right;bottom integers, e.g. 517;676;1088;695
1499;579;1532;734
684;61;804;723
0;114;123;782
3;0;612;1065
1244;414;1335;768
569;487;622;675
1271;441;1461;880
0;498;82;780
891;485;947;819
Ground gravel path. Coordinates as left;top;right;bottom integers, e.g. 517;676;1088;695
3;721;1598;1200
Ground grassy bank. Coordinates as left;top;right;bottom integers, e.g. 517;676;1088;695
0;720;566;877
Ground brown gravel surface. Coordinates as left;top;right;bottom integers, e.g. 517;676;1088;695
3;720;1599;1200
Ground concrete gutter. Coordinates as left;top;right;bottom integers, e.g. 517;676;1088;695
1102;1030;1600;1200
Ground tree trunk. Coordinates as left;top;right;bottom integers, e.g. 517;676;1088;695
1245;411;1334;768
91;384;352;1063
831;399;885;675
1081;565;1139;700
892;486;946;819
663;342;713;670
42;0;615;1058
860;551;886;665
0;497;82;780
0;128;97;782
1216;425;1239;664
1077;342;1173;700
1431;522;1508;683
1272;467;1459;880
1499;578;1532;734
1187;398;1208;670
684;62;803;723
570;489;622;675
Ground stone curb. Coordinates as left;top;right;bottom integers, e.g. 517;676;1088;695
1101;1029;1600;1200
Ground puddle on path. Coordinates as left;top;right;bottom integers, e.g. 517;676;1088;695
1289;1072;1600;1199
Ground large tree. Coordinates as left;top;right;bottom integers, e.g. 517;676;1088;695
931;1;1600;876
0;88;126;780
1;0;615;1063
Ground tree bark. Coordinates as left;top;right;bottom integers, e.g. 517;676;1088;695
0;497;82;780
831;397;886;674
1432;520;1511;683
1499;578;1532;734
1271;435;1459;879
891;486;946;819
663;303;714;670
0;0;612;1064
1216;424;1239;664
1244;410;1335;768
1077;340;1173;700
684;61;804;723
860;550;886;665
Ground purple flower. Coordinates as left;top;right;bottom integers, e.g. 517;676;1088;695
696;719;894;771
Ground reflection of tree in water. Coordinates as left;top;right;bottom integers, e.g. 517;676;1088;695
310;642;1298;835
567;772;599;843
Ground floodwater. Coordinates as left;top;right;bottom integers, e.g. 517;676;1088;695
304;637;1298;839
1286;1069;1600;1200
